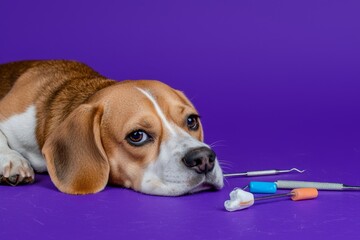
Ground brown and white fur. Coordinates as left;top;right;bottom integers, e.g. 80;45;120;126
0;60;223;196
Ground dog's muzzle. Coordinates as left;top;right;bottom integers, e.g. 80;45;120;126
182;147;216;174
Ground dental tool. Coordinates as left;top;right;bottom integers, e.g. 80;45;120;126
249;180;360;194
223;168;305;177
224;188;318;212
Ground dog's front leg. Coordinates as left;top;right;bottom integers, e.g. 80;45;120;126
0;130;34;185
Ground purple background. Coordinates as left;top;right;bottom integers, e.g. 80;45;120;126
1;1;359;239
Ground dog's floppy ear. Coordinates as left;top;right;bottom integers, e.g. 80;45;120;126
42;104;109;194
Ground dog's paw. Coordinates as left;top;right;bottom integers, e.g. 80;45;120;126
0;151;35;186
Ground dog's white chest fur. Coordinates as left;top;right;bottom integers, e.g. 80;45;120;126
0;105;46;172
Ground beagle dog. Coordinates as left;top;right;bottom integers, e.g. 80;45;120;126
0;60;223;196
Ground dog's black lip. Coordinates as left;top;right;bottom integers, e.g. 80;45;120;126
188;182;217;194
200;182;217;189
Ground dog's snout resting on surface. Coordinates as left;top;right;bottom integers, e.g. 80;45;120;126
0;60;224;196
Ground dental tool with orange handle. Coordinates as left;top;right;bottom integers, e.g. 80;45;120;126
224;188;318;212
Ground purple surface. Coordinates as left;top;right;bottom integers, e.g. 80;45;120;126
1;1;359;239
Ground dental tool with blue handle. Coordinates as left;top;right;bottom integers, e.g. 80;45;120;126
249;180;360;194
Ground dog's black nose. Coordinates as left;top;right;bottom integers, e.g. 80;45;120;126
182;147;216;174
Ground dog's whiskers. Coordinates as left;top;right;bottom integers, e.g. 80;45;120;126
218;159;233;167
218;160;233;175
223;176;230;186
208;140;226;148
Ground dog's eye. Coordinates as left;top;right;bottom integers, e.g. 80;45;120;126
187;115;200;131
126;130;152;146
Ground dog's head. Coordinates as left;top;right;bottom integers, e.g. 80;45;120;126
42;80;224;196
